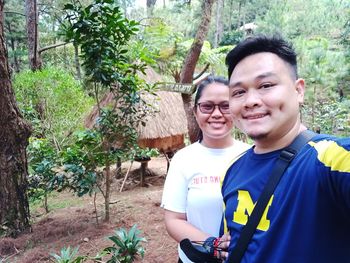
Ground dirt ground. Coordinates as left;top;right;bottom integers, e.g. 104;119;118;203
0;156;178;263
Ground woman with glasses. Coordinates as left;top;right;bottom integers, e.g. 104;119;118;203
161;76;250;262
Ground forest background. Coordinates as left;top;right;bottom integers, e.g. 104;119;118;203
0;0;349;262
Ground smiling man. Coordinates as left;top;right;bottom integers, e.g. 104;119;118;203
221;35;350;263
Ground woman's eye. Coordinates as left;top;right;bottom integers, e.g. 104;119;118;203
201;104;213;110
221;103;229;110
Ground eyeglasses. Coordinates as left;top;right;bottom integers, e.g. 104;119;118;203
196;102;230;114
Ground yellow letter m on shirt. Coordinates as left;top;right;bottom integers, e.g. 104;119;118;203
233;190;273;231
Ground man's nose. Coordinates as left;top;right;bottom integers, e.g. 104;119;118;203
244;89;262;108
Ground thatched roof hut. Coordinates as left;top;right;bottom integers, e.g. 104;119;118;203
84;67;188;153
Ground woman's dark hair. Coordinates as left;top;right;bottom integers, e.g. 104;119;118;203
225;34;298;80
193;75;229;142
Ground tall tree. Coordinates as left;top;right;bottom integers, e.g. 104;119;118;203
0;0;32;237
180;0;215;143
214;0;224;47
25;0;41;70
4;0;26;73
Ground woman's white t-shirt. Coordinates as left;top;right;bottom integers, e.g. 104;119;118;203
161;140;250;262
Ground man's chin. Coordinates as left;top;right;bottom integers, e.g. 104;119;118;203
247;132;268;141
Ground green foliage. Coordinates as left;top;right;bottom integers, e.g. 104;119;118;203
152;1;201;40
103;225;146;263
27;138;58;205
134;146;159;161
219;30;244;46
3;0;27;71
51;225;146;263
302;99;350;136
51;246;87;263
254;0;348;40
63;0;142;86
60;0;157;216
56;130;102;197
139;17;229;80
13;67;94;147
294;36;349;136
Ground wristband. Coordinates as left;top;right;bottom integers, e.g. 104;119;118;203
213;237;221;258
203;236;220;256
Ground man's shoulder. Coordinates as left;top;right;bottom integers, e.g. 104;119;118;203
309;134;350;150
307;134;350;172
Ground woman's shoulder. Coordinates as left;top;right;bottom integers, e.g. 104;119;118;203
173;141;202;156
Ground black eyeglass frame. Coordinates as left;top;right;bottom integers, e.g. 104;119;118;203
196;102;230;115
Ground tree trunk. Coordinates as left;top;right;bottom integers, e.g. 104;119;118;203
237;1;242;29
25;0;41;71
0;0;32;237
214;0;224;48
180;0;216;143
103;142;111;222
229;0;234;30
5;20;20;73
74;43;81;80
115;156;122;179
146;0;157;16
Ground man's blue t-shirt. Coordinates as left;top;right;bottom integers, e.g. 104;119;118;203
222;134;350;263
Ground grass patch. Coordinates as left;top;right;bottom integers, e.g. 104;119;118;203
30;191;85;213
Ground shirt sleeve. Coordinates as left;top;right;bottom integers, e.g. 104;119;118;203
161;152;189;213
312;138;350;211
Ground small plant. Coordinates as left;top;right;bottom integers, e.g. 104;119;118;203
50;246;87;263
103;224;146;263
27;138;58;213
134;146;159;162
51;225;146;263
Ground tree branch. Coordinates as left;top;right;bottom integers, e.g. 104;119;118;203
193;63;210;80
4;11;25;16
39;41;72;54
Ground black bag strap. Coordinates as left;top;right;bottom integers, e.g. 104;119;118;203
227;130;316;263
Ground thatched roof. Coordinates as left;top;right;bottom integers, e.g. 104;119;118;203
84;67;188;151
137;90;187;139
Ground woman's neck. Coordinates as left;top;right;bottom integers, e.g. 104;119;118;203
201;136;234;149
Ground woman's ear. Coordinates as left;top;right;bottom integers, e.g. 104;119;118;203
193;106;198;118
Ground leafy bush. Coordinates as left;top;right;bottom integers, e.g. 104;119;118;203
54;130;103;197
13;66;94;147
219;30;244;46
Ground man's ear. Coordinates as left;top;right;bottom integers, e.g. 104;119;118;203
295;78;305;104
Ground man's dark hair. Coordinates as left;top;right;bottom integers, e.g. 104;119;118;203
225;35;298;79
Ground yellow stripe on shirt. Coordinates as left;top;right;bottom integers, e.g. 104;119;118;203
309;140;350;173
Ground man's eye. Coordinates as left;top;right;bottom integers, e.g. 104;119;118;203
260;83;274;89
231;90;245;97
